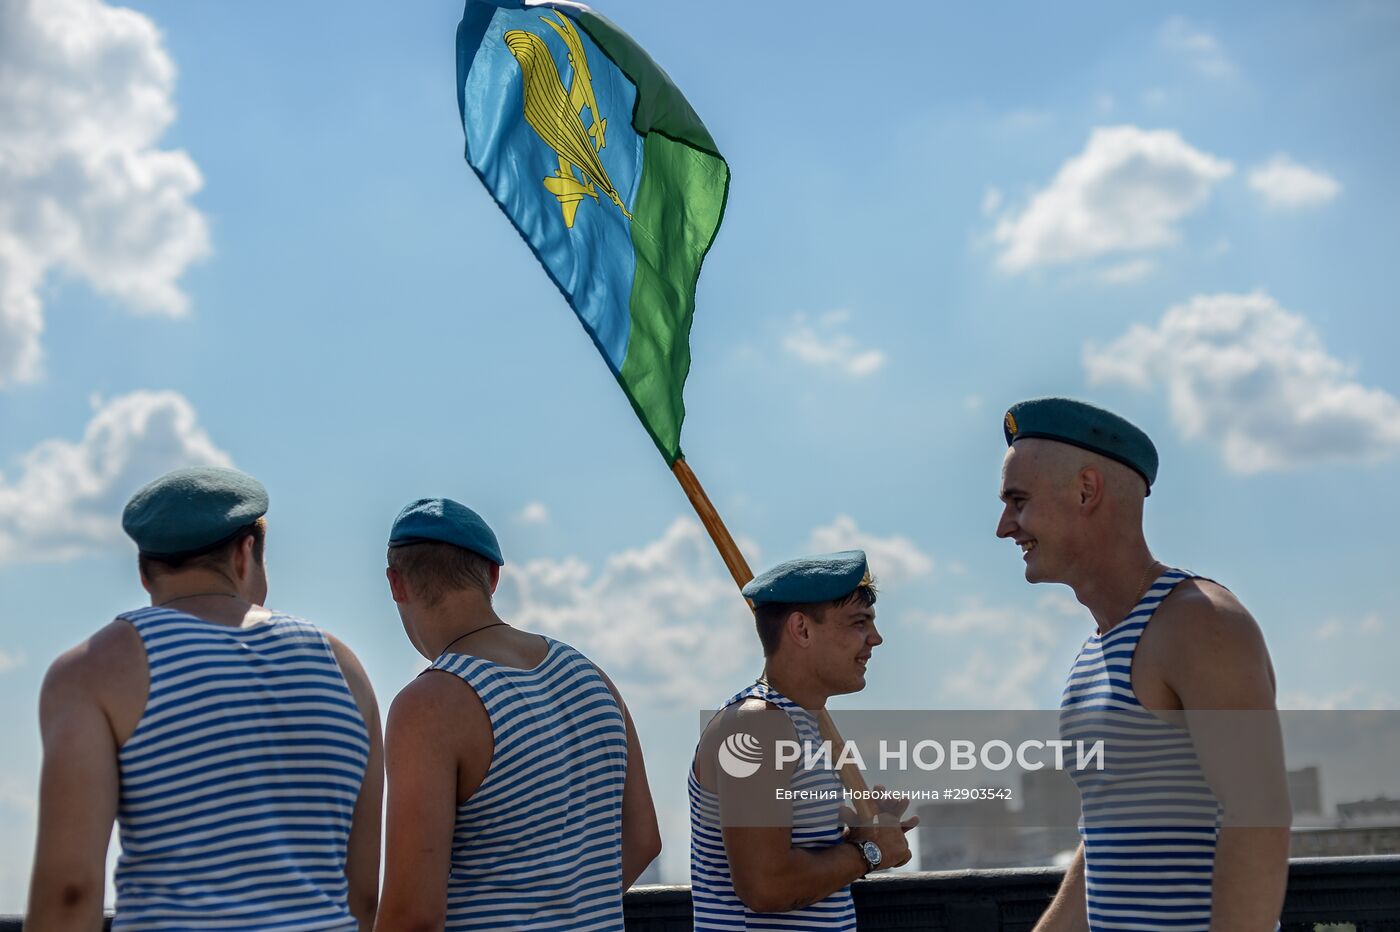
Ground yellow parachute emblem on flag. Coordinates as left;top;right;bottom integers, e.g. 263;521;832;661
504;12;632;228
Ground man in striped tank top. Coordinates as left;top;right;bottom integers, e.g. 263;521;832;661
374;497;661;931
689;551;917;931
28;466;383;931
995;398;1289;932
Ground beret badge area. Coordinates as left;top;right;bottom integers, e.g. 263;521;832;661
1004;411;1019;438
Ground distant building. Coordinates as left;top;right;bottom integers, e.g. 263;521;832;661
1288;766;1322;817
1291;825;1400;858
1021;768;1080;827
1337;797;1400;825
917;770;1080;871
917;798;1024;871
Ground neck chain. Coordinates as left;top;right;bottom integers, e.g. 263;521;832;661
439;621;508;656
1132;560;1164;606
157;591;241;607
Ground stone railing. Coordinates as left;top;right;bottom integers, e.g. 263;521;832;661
5;856;1398;930
623;856;1400;931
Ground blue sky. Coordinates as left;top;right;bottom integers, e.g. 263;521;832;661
1;0;1398;904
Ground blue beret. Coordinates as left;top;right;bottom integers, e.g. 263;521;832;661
1004;397;1158;492
741;550;871;606
388;498;504;566
122;466;268;558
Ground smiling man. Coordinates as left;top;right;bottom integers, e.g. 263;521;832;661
689;550;916;931
995;397;1289;932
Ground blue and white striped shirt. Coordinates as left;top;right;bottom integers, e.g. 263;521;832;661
1060;569;1224;932
429;636;628;931
113;607;369;931
689;680;857;931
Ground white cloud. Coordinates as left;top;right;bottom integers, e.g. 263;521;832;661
1085;291;1400;474
1096;258;1156;285
0;391;232;563
1279;685;1400;711
1141;88;1170;108
517;501;549;525
912;598;1075;708
980;187;1003;217
782;310;886;378
1159;17;1235;79
1316;613;1384;640
806;515;933;584
0;0;209;387
994;126;1233;273
1248;155;1341;208
999;109;1053;134
0;650;24;674
1314;619;1344;641
495;517;759;708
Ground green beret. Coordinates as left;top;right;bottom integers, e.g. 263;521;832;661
389;498;504;566
741;550;871;606
122;466;268;558
1004;397;1158;492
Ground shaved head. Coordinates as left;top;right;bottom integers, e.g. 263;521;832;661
1006;439;1147;509
997;438;1150;585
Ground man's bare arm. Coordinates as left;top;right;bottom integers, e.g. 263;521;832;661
708;705;913;913
1161;584;1290;932
327;636;384;931
27;643;120;932
374;675;477;932
1031;843;1089;932
596;669;662;888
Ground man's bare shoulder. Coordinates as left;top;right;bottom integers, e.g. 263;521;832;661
43;619;144;698
322;633;378;707
1149;578;1276;708
698;696;799;761
388;670;488;746
1153;578;1263;652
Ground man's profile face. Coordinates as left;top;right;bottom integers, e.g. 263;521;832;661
806;599;881;696
996;440;1082;585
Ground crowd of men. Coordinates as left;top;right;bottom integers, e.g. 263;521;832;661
25;397;1289;931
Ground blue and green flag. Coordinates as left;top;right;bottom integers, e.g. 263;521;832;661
457;0;729;464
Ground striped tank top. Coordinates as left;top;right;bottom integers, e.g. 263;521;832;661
688;680;857;932
1059;569;1223;931
429;636;628;931
113;606;370;931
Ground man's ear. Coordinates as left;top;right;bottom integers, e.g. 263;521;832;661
1078;466;1106;509
785;610;815;650
138;564;155;596
232;534;256;582
488;563;501;595
386;565;409;603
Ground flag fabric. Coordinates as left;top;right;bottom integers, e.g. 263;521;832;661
456;0;729;464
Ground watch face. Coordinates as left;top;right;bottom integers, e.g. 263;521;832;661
862;841;882;867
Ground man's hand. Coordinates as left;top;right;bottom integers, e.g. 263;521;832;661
841;786;919;871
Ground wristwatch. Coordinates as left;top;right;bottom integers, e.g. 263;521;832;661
850;839;882;876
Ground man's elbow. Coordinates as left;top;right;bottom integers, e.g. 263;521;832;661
636;825;663;866
372;905;444;932
28;876;105;924
732;872;796;914
349;888;378;927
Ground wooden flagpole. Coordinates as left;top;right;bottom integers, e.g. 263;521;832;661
671;456;878;820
